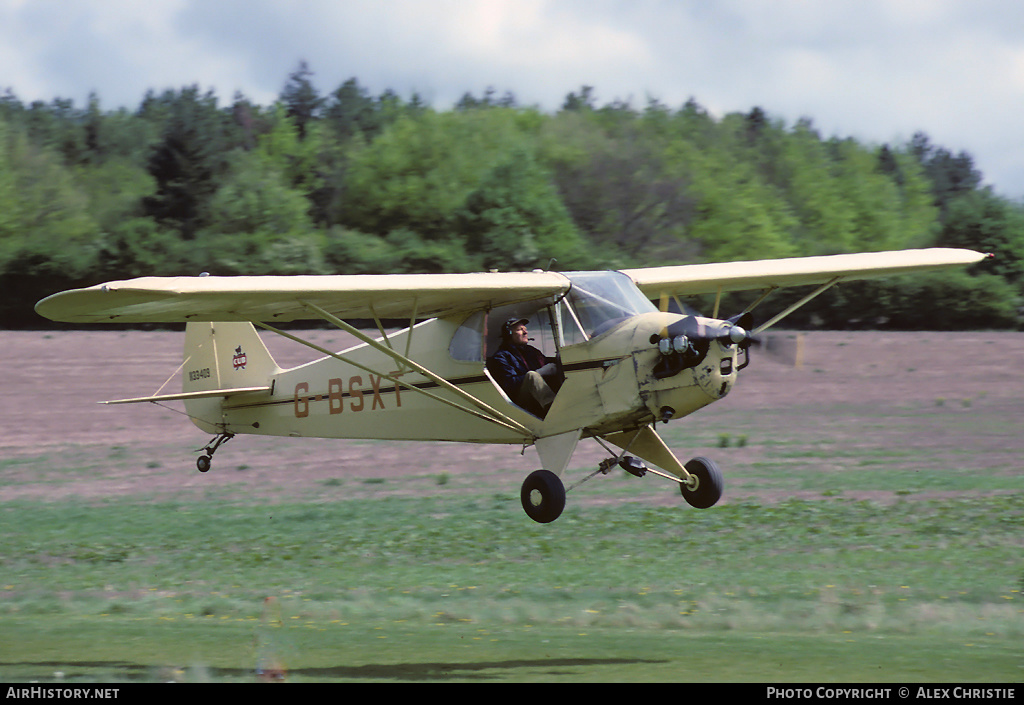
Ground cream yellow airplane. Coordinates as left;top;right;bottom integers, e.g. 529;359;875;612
36;247;987;522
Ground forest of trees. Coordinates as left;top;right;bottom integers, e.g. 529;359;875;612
2;62;1021;329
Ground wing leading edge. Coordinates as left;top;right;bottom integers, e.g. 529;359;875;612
622;248;988;298
35;271;570;324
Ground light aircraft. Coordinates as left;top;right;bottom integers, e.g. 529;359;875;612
36;247;987;522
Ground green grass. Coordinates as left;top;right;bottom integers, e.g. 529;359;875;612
0;492;1021;682
1;615;1019;683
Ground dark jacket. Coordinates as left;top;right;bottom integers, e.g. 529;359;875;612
487;342;547;397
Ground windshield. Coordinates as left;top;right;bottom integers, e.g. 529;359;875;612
564;271;657;338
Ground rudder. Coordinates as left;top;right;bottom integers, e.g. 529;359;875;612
183;322;279;432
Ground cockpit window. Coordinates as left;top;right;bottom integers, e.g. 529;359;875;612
450;302;559;362
564;271;657;338
448;270;656;361
449;310;485;361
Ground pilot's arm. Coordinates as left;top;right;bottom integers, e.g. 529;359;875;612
487;349;526;397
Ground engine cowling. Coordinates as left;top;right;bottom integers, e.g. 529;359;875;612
639;314;747;422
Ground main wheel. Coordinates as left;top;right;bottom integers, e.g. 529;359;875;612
520;469;566;523
680;456;723;508
196;455;211;473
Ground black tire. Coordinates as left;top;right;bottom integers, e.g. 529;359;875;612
680;456;723;508
196;455;211;473
520;469;566;523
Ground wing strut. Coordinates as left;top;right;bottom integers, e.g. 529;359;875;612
255;307;535;440
254;320;532;439
298;301;535;437
739;287;778;317
753;277;841;335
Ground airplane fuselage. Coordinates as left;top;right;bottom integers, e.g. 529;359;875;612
192;310;743;446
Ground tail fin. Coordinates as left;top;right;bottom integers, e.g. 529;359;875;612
183;322;279;432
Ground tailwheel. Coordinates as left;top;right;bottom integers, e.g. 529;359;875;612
680;456;723;508
195;432;234;473
520;469;566;524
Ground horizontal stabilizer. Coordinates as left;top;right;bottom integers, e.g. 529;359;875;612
101;385;271;405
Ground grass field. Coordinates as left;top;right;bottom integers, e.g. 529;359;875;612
1;488;1021;682
0;329;1021;683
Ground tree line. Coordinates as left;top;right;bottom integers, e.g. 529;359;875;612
2;62;1021;329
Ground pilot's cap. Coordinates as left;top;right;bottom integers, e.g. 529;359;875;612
501;317;529;338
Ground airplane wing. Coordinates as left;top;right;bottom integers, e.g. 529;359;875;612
622;248;988;298
35;271;570;324
36;248;987;324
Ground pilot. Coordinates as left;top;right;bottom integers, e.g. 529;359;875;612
487;317;560;417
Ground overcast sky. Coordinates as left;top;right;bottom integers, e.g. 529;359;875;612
2;0;1023;198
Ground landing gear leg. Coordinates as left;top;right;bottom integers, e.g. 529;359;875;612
196;432;234;473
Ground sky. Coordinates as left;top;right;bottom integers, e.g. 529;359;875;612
2;0;1023;198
